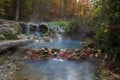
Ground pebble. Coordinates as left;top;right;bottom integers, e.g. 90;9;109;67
0;51;25;80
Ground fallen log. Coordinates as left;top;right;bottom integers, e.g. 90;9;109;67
0;39;33;53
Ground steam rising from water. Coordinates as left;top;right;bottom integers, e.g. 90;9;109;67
22;23;98;80
15;60;98;80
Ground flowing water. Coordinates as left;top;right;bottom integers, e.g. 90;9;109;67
15;59;98;80
26;24;30;35
35;25;41;37
27;32;83;49
17;23;99;80
29;39;83;49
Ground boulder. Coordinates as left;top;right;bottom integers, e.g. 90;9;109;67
0;22;22;40
11;23;22;34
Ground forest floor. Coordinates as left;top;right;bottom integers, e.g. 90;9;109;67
95;56;120;80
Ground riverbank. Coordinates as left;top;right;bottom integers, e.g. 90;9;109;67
0;49;26;80
0;48;119;80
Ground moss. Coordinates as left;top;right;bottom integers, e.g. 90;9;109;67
0;20;4;24
0;22;22;40
4;33;18;40
0;34;6;40
11;23;22;35
52;21;70;32
0;57;4;65
2;31;18;40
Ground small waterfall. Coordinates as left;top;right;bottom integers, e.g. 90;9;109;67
35;25;40;37
56;26;64;43
48;26;64;48
56;33;62;42
36;25;40;32
26;24;30;35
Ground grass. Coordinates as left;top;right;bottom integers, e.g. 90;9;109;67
51;21;70;32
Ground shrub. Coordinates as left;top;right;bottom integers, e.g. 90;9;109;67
95;27;110;52
68;19;80;35
52;21;69;32
67;18;90;40
0;57;4;65
2;31;18;40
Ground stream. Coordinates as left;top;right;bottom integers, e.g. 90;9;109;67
28;39;84;49
14;38;99;80
15;59;98;80
14;23;99;80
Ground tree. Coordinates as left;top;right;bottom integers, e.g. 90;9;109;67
0;0;15;19
40;0;44;21
60;0;63;19
0;0;92;21
15;0;20;20
91;0;120;69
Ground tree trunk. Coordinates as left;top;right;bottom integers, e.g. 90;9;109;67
63;0;68;21
60;0;63;19
15;0;20;21
40;0;44;21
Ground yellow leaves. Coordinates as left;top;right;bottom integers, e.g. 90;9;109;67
104;53;108;59
97;49;101;53
80;11;84;17
95;49;101;58
101;22;109;33
95;54;99;57
103;29;108;33
94;7;101;14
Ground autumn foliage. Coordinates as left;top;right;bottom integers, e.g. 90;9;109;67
0;0;92;21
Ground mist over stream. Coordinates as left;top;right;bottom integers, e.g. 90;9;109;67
14;23;100;80
15;59;99;80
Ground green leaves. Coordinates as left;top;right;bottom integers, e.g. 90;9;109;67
52;21;69;32
91;0;120;55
